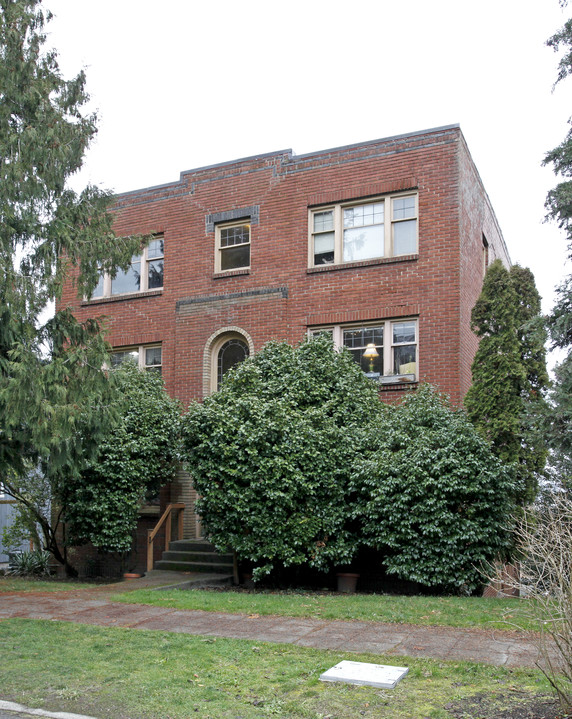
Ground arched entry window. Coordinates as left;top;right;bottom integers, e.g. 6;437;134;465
217;338;249;389
204;327;254;396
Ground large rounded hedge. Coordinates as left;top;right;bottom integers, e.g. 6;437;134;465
182;335;380;579
352;384;516;593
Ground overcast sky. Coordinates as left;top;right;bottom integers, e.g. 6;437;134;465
46;0;570;328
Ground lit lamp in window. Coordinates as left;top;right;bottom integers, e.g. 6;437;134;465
363;343;380;379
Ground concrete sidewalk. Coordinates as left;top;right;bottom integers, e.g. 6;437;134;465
0;572;546;669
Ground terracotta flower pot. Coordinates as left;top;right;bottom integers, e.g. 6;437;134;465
336;572;360;593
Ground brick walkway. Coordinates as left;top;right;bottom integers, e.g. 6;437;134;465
0;571;547;669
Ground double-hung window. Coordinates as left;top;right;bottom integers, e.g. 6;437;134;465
91;234;164;298
110;345;162;374
216;222;250;272
309;194;417;267
310;320;417;382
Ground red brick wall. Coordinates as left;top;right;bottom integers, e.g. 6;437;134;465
60;125;508;410
457;133;511;401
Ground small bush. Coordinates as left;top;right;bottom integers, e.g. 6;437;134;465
493;495;572;712
8;550;52;576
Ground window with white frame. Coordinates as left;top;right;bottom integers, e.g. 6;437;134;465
110;345;162;374
310;320;417;381
216;222;250;272
309;194;417;267
91;234;164;298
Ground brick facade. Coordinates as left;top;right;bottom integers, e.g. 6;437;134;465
60;124;511;560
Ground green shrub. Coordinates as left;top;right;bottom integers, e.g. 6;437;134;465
182;335;380;579
353;384;516;593
182;337;516;591
63;363;181;553
8;550;52;576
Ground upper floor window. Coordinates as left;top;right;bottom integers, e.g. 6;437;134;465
310;319;417;383
110;344;162;374
216;222;250;272
91;234;164;298
482;234;489;276
309;194;417;267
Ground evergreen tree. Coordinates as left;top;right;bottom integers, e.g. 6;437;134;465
465;260;548;504
0;0;145;574
545;356;572;491
543;6;572;493
544;12;572;253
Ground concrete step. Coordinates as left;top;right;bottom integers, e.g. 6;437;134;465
161;550;233;564
154;539;235;575
168;540;223;553
154;559;234;573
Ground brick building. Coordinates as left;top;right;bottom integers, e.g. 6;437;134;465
61;123;510;550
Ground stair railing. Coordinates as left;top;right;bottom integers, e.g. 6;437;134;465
147;503;185;572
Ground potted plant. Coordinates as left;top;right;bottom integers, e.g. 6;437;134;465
336;567;360;593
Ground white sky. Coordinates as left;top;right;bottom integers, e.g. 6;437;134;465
46;0;570;328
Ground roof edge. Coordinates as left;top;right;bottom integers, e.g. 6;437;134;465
113;124;461;200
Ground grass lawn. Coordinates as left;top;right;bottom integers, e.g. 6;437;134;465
0;576;101;593
0;618;556;719
114;587;537;632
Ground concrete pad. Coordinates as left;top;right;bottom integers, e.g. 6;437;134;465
0;699;98;718
320;660;409;688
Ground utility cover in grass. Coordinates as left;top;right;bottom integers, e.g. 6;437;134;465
320;660;409;689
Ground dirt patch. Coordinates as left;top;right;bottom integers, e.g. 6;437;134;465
445;691;571;718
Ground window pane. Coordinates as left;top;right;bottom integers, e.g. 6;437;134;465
313;210;334;232
145;347;162;373
221;244;250;270
148;259;164;288
91;273;104;298
394;345;416;375
314;234;335;254
311;328;334;339
314;231;335;265
348;348;383;374
392;196;416;220
343;225;384;262
147;237;164;258
220;225;249;247
393;322;416;344
111;349;139;367
343;326;383;348
145;347;162;366
343;326;384;374
217;339;249;388
112;260;141;294
393;219;417;255
343;203;384;228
